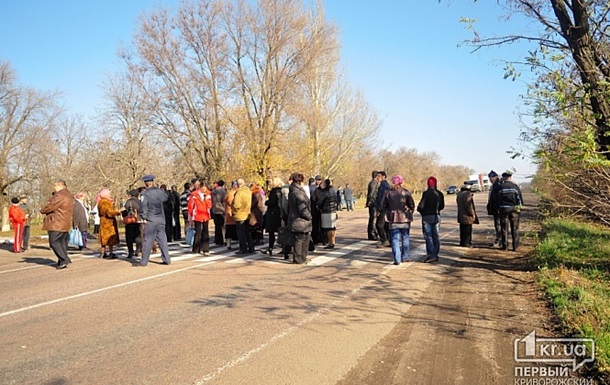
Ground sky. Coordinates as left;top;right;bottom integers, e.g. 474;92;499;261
0;0;537;182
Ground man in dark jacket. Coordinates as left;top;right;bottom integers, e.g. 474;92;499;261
211;180;227;246
137;175;171;266
374;171;391;247
486;170;503;247
170;185;182;241
180;182;192;238
491;170;524;251
366;170;379;240
40;180;74;269
417;176;445;262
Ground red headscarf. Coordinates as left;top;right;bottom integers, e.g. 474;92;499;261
427;176;437;189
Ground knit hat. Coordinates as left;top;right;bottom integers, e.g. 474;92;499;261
391;175;404;185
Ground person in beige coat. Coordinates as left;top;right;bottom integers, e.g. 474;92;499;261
456;184;478;247
40;180;74;269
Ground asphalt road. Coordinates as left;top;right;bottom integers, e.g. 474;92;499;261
0;192;548;385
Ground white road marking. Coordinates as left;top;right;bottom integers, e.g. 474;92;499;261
0;262;213;319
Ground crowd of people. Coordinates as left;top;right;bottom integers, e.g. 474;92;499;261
6;168;523;270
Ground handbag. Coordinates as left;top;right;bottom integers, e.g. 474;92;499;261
123;214;137;225
277;227;295;246
69;227;83;247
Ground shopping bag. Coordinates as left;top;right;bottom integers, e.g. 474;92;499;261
186;227;195;246
69;228;83;247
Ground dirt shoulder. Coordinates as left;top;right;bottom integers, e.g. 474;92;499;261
336;191;568;385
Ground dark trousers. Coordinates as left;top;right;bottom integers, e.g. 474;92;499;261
125;223;142;257
165;211;174;242
212;213;225;245
500;211;521;251
293;232;310;264
22;225;30;250
236;220;254;252
375;214;389;243
367;206;378;240
192;221;210;253
173;212;181;240
311;208;322;244
182;211;189;238
493;214;502;244
140;222;170;266
459;224;472;247
48;230;71;265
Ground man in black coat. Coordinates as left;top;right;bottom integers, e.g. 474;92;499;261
491;170;524;251
137;175;171;266
366;170;379;240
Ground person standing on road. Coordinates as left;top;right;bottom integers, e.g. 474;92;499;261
374;171;391;248
211;180;227;246
232;179;254;255
40;180;74;269
486;170;503;247
366;170;379;240
180;182;192;239
318;179;339;249
123;189;142;259
9;197;26;253
96;188;121;259
18;195;32;251
343;183;354;211
491;170;524;251
170;185;182;241
287;172;312;264
263;178;283;256
417;176;445;262
137;175;171;266
73;192;90;251
456;184;478;247
188;179;213;256
381;175;415;265
224;181;239;250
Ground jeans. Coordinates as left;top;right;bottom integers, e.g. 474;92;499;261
421;215;441;258
390;227;410;263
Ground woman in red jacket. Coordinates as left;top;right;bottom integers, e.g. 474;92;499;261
9;197;26;253
187;180;213;255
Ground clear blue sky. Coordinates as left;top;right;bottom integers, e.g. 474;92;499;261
0;0;536;181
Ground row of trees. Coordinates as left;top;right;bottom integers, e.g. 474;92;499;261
1;0;474;230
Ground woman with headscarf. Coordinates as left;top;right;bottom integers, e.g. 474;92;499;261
96;188;121;259
73;192;89;251
262;178;283;255
318;179;339;249
382;175;415;265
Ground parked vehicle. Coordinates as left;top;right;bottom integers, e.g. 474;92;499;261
464;180;482;193
446;185;458;194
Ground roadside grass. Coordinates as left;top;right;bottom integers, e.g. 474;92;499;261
535;218;610;375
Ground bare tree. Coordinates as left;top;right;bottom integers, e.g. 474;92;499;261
0;62;60;230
